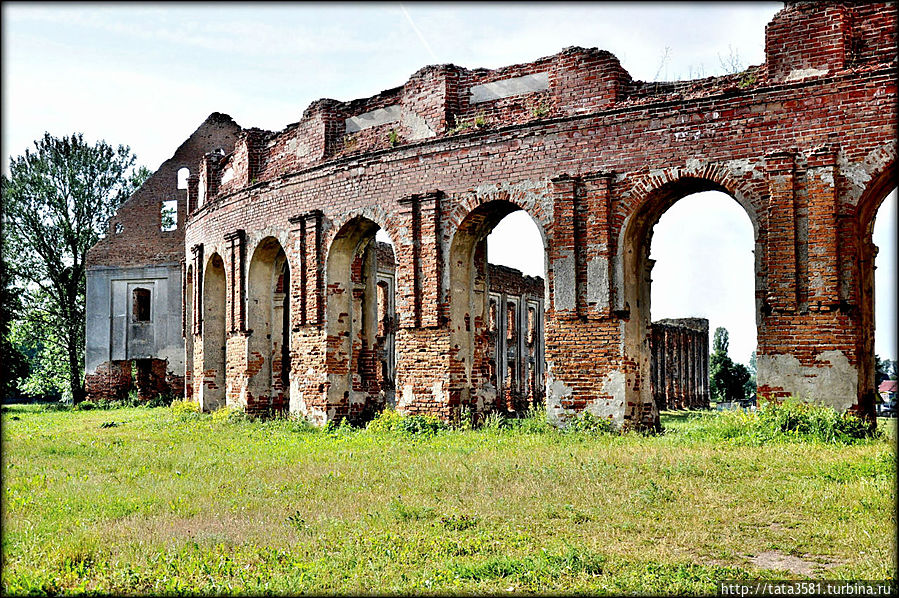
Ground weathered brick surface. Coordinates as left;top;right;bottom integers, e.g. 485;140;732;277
93;3;897;427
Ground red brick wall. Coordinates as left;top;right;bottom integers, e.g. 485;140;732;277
88;113;241;268
166;3;895;427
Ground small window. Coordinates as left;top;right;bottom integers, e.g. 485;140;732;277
114;222;124;235
161;200;178;232
133;288;151;322
177;167;190;190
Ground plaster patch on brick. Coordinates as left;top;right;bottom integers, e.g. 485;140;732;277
586;255;609;310
345;105;402;133
554;252;576;312
837;144;895;202
220;167;234;185
401;109;436;141
812;167;835;187
289;377;307;415
398;384;415;411
684;158;703;173
545;367;573;427
469;72;550;104
349;390;367;406
726;157;763;179
784;68;829;82
757;350;858;411
674;130;702;143
476;382;496;410
584;369;626;427
431;380;448;405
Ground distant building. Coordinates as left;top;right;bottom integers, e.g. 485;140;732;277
878;379;897;402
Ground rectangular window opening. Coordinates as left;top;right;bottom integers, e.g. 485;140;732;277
161;200;178;232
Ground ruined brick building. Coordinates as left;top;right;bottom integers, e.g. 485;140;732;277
86;2;897;429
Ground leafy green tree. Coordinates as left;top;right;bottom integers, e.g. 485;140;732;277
2;133;147;402
743;351;757;403
0;260;31;399
710;327;751;403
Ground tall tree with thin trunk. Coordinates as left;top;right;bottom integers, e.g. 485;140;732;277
2;133;149;403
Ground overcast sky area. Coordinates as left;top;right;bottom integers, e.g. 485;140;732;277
3;2;896;365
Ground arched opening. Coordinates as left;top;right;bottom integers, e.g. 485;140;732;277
622;178;759;426
325;218;396;422
450;201;547;421
247;237;290;413
177;167;190;190
858;174;898;418
185;264;194;400
872;189;898;415
649;191;756;411
201;253;227;412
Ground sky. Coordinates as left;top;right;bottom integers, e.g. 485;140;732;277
3;2;896;365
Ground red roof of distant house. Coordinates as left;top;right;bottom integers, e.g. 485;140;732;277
879;380;898;393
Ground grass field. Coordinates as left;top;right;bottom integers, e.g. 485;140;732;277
1;404;896;595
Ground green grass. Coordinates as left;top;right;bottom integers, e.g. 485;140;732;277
1;404;895;595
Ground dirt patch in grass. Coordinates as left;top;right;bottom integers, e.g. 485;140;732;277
749;550;843;576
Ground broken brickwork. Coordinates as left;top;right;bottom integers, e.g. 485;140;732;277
88;2;897;428
85;114;242;403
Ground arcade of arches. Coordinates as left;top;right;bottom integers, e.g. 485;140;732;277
86;3;897;429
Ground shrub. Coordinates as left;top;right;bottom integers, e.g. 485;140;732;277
513;407;554;434
366;407;405;433
211;405;247;423
366;407;446;436
74;400;95;411
567;412;617;435
482;411;509;432
678;398;878;444
756;398;875;443
171;399;201;421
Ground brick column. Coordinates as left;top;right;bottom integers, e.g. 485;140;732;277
582;172;615;318
191;243;204;335
806;145;840;309
187;174;199;215
289;210;324;326
551;175;578;318
224;229;246;333
396;191;442;328
765;150;798;312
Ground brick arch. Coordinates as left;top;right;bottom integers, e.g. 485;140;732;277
200;252;227;412
324;215;395;423
245;236;289;413
851;155;897;418
855;154;898;238
445;182;552;247
323;206;402;258
619;169;761;428
447;197;549;417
